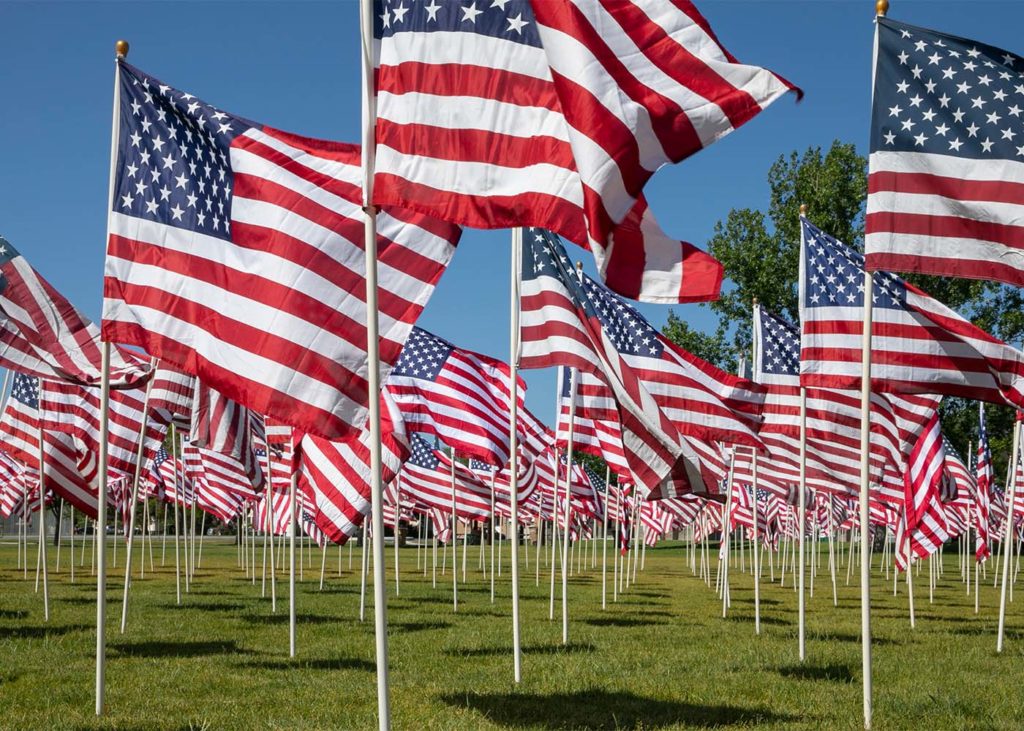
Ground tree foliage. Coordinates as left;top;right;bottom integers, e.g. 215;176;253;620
662;139;1024;476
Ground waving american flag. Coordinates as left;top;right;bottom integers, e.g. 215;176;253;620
102;61;459;442
867;18;1024;286
373;0;796;303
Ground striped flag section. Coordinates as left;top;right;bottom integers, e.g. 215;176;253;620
102;61;459;442
385;326;522;466
974;405;993;561
0;450;32;519
0;236;150;388
189;382;263;490
799;217;1024;409
298;393;410;546
398;436;492;523
38;378;166;478
901;412;950;562
0;373;102;516
373;0;795;303
866;18;1024;287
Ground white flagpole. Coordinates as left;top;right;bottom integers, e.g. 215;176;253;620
37;422;49;621
94;38;129;715
601;465;610;610
752;451;760;635
359;1;392;724
119;358;157;632
798;385;808;661
394;477;401;597
997;418;1021;652
288;469;297;657
508;227;523;682
450;449;459;612
562;367;577;645
490;471;496;603
857;267;875;729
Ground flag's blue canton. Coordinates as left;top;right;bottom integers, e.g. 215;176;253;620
409;434;440;470
523;228;664;358
11;374;38;409
393;327;451;380
375;0;540;48
584;464;606;491
468;458;493;472
802;219;906;310
0;236;20;270
114;62;253;242
872;18;1024;161
559;366;573;398
756;488;772;501
758;309;800;376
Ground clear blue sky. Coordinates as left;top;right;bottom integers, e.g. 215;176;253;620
0;0;1019;427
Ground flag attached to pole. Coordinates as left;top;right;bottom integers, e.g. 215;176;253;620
866;18;1024;286
102;61;459;441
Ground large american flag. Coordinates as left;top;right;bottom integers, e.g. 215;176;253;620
385;326;521;466
102;61;459;442
373;0;796;303
866;18;1024;286
0;236;149;388
799;217;1024;408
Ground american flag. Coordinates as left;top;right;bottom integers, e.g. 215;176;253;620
182;441;257;522
38;378;165;479
189;382;263;490
901;412;950;560
386;326;521;466
101;61;459;442
974;405;993;561
519;228;735;497
555;367;630;478
147;363;195;430
0;450;31;519
298;392;410;546
866;18;1024;287
799;217;1024;409
398;436;492;523
0;373;101;516
0;236;149;388
372;0;795;303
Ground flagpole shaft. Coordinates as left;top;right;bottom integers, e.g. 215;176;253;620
120;358;157;633
289;470;297;657
450;450;458;612
798;386;807;660
37;421;49;622
752;449;760;635
562;369;577;645
95;342;112;715
997;418;1021;652
509;227;523;682
858;270;875;730
601;465;610;610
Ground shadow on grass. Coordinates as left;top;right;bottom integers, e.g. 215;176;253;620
390;620;452;633
0;623;91;640
445;642;595;658
814;632;902;647
166;602;246;613
777;662;855;683
0;609;28;619
241;613;335;626
583;616;666;628
109;639;252;658
439;689;798;728
724;614;790;627
237;657;375;672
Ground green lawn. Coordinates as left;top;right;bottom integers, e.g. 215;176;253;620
1;536;1023;730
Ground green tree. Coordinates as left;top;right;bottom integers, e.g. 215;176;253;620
662;139;1024;476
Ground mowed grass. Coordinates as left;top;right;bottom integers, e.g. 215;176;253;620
2;536;1024;730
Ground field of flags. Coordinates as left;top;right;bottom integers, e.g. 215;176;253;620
6;1;1024;729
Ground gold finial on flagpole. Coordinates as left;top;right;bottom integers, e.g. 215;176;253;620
115;40;129;59
752;296;759;307
875;0;888;17
799;203;808;216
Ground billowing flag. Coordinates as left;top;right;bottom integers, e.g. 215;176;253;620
373;0;797;303
799;217;1024;409
866;18;1024;287
102;61;459;441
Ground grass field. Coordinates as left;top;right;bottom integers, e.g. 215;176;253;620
2;535;1024;730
